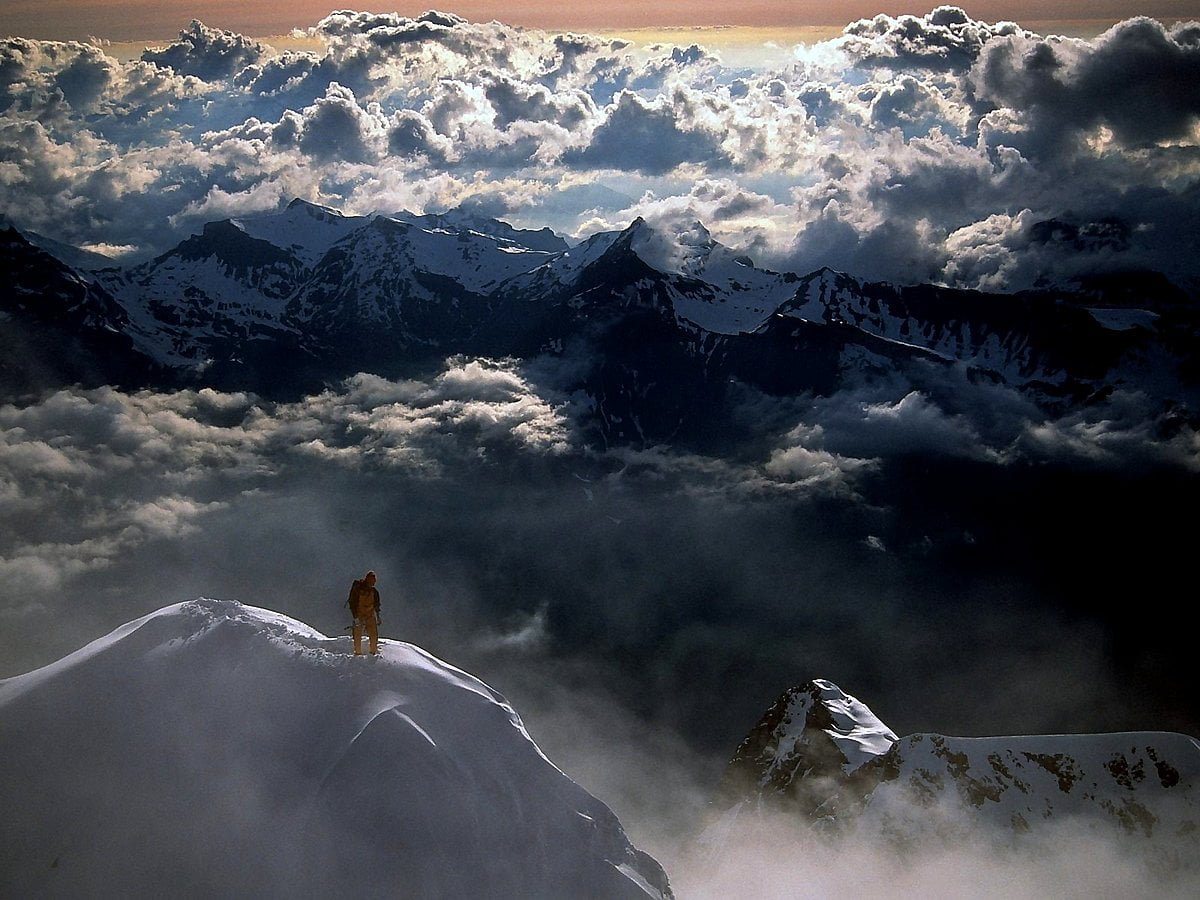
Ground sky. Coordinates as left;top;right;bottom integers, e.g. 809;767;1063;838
3;2;1200;891
5;2;1200;40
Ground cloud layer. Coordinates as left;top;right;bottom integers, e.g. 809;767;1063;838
2;354;1198;885
2;7;1199;290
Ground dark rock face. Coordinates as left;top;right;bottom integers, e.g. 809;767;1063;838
0;228;164;398
715;680;899;827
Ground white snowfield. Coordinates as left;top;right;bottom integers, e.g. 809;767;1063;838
0;599;671;899
234;199;365;267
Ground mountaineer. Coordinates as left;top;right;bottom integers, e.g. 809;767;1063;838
347;570;381;656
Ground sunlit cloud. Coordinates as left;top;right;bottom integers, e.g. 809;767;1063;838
1;8;1197;291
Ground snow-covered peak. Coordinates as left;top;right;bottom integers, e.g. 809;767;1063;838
778;266;860;325
233;200;368;266
803;678;900;768
0;599;671;898
286;196;342;217
709;676;1200;870
613;218;801;333
627;218;714;277
722;678;898;801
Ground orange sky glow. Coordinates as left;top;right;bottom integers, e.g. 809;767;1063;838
3;1;1199;42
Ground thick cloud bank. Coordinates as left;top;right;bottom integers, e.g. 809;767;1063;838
2;7;1199;290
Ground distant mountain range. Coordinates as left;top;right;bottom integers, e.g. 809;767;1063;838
4;200;1198;446
702;679;1199;868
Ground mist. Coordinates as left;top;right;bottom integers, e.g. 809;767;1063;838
2;359;1197;888
672;807;1200;899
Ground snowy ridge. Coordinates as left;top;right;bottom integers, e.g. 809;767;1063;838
8;203;1187;419
84;207;1156;384
496;223;628;301
780;269;1051;383
866;730;1200;846
233;198;367;266
0;599;671;898
373;215;561;294
710;678;1200;866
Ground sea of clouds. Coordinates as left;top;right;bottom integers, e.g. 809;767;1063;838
2;7;1199;289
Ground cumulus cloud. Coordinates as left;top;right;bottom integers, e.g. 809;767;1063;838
296;82;387;163
567;90;730;175
840;5;1028;71
141;20;267;82
1015;392;1200;472
2;8;1199;289
973;18;1200;157
0;358;574;602
776;390;999;465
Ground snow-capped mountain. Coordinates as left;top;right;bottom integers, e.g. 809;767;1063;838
233;197;369;267
0;599;672;899
704;679;1200;866
777;267;1143;388
95;219;308;367
5;202;1197;443
0;227;164;394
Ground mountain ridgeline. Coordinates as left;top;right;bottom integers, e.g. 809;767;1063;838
4;199;1198;447
701;679;1200;872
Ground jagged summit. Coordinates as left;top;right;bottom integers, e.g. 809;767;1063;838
0;599;671;899
285;197;345;217
715;679;898;821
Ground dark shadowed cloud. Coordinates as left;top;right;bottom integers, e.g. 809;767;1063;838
566;90;730;174
974;17;1200;157
141;20;267;81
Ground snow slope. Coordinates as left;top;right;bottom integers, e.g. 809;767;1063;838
233;198;368;267
628;221;800;334
0;599;671;899
866;730;1200;855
